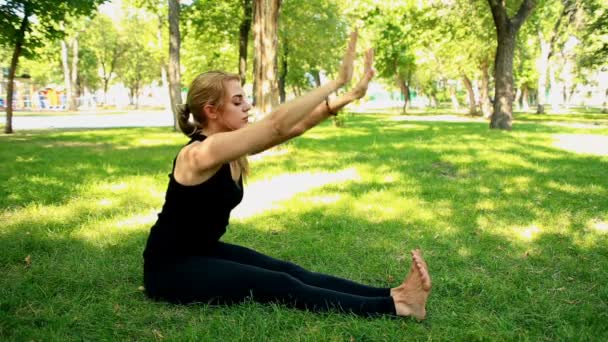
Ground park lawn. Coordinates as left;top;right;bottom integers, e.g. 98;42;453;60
1;115;607;340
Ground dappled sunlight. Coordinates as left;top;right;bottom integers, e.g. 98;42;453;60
1;176;163;236
588;219;608;234
552;134;608;156
517;224;542;241
231;168;361;220
73;210;156;245
389;115;484;123
545;180;605;195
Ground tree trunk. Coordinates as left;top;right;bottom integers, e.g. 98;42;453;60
430;94;438;108
548;61;561;112
536;33;550;114
492;29;516;129
449;86;459;111
157;16;170;112
168;0;182;131
488;0;536;130
239;0;253;85
514;87;522;111
462;74;477;115
69;35;79;111
278;40;288;103
61;39;72;111
395;74;409;114
5;9;30;133
522;84;530;111
480;58;493;118
252;0;281;116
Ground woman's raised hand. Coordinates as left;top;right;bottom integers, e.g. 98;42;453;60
350;48;375;100
336;30;358;87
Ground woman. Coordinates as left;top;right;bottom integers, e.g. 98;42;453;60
143;32;431;319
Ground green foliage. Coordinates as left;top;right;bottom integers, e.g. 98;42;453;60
576;0;608;69
116;12;159;103
0;0;106;58
280;0;348;90
368;2;417;85
181;0;241;85
80;14;128;91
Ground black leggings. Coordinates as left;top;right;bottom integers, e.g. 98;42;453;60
144;242;396;317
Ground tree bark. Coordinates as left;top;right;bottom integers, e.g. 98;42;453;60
522;84;530;111
487;0;536;130
548;61;561;112
536;32;550;114
252;0;281;116
278;40;288;103
157;15;170;111
395;74;409;114
462;74;477;115
480;58;493;118
449;85;459;111
514;87;522;111
61;39;72;111
5;8;30;133
239;0;253;85
168;0;182;131
70;35;79;111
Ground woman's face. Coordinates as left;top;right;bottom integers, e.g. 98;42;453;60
218;79;252;131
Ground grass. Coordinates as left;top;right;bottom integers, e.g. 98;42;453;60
1;114;607;340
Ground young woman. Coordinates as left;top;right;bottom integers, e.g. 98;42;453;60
142;32;431;319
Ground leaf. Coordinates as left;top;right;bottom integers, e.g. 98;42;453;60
152;329;164;340
24;255;31;268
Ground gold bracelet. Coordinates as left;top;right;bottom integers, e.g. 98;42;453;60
325;97;338;116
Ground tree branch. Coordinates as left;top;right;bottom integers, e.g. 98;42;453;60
487;0;507;30
512;0;536;31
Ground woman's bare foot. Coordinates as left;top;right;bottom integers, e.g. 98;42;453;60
391;249;431;320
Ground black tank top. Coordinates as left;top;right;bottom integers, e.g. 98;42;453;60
143;134;243;264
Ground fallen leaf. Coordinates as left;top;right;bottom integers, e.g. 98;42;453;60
350;337;356;342
387;275;395;282
114;304;121;313
137;286;145;292
24;255;31;268
152;329;164;340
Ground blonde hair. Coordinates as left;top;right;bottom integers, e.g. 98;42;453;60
177;71;249;178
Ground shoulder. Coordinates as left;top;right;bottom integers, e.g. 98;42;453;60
174;140;222;186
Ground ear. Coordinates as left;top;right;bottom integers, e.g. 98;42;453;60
203;104;218;120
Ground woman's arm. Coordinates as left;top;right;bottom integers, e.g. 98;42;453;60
185;31;359;173
289;48;375;136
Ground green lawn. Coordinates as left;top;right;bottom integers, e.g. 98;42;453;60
1;115;607;340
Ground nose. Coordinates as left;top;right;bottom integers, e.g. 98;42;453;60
244;100;252;112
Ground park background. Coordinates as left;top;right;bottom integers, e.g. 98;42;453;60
1;0;607;340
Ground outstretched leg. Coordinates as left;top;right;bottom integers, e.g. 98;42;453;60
211;242;390;297
391;249;432;320
144;256;396;317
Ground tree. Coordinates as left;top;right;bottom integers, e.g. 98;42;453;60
278;0;347;103
487;0;536;130
0;0;105;133
117;13;158;109
168;0;182;130
252;0;281;115
132;0;170;110
372;4;417;113
239;0;253;85
80;14;127;105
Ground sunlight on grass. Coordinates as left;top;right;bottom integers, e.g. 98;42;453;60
588;219;608;234
517;224;542;241
232;168;360;220
552;134;608;156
